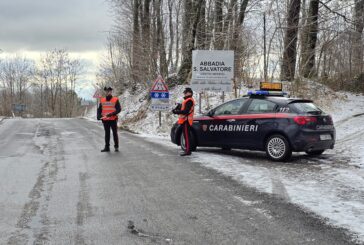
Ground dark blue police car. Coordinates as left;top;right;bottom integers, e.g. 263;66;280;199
171;84;335;161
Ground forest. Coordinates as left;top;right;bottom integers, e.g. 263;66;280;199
99;0;364;94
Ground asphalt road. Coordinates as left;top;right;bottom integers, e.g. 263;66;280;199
0;118;358;245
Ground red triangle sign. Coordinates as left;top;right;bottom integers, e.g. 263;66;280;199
151;76;168;92
93;90;101;98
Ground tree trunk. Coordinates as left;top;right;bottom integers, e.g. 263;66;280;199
175;0;182;69
178;0;204;83
167;0;174;69
300;0;319;78
181;0;193;61
156;0;168;77
196;0;207;49
132;0;141;83
353;0;364;76
281;0;301;81
231;0;249;81
214;0;224;49
142;0;152;78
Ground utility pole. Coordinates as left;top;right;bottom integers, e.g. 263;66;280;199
263;12;268;82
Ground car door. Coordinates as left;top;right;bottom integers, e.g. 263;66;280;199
199;99;246;147
234;98;278;149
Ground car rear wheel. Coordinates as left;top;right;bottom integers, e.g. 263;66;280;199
265;135;292;161
305;150;325;156
180;132;197;152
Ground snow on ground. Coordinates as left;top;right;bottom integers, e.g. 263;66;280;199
84;84;364;241
140;131;364;243
329;92;364;168
84;104;98;123
132;84;364;242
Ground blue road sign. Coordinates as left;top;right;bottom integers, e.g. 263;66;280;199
151;92;169;99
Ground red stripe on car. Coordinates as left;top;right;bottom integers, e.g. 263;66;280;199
194;113;292;121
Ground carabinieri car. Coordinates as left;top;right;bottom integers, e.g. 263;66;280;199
171;88;336;161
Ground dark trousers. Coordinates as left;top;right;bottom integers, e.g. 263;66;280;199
182;121;191;154
103;120;119;148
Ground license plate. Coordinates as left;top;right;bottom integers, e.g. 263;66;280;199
320;134;332;141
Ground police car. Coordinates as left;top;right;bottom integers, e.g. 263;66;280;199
170;83;336;161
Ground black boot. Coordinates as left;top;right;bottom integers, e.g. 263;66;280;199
115;147;119;152
101;147;110;152
180;152;191;156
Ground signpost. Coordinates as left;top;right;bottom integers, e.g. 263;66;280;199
12;104;26;114
150;75;169;126
191;50;234;112
191;50;234;92
93;89;102;99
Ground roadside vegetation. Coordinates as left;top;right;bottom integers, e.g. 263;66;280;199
0;49;87;118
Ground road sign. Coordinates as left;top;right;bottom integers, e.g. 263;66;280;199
151;75;169;92
150;76;170;111
151;92;169;99
93;90;102;99
191;50;234;92
12;104;26;113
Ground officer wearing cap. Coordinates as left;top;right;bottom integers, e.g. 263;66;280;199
172;87;195;156
97;87;121;152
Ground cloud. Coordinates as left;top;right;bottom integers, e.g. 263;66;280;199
0;0;114;100
0;0;113;52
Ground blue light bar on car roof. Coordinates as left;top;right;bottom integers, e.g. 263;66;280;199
248;90;288;96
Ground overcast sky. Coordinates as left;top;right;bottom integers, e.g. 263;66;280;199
0;0;112;52
0;0;113;99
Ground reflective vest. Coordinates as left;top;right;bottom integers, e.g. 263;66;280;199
178;97;195;126
101;97;118;121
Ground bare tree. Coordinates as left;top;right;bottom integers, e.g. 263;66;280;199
178;0;204;83
0;57;34;115
353;0;364;76
281;0;301;81
300;0;319;78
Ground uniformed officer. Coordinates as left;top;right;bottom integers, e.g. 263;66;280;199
97;87;121;152
172;87;195;156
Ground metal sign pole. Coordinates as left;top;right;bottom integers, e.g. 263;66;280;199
199;92;202;114
159;111;162;127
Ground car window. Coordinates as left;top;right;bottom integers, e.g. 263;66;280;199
247;99;277;113
290;102;322;114
214;99;246;116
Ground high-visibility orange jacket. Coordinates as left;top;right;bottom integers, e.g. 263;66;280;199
100;97;119;121
178;97;195;126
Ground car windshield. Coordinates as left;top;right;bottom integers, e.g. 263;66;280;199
290;102;322;114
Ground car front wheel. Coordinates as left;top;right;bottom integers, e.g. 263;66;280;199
265;135;292;161
180;132;197;152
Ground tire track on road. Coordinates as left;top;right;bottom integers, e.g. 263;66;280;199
75;172;93;245
7;122;62;245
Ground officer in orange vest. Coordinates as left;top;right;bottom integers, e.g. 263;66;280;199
97;87;121;152
172;87;195;156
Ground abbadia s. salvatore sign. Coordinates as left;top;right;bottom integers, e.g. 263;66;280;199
191;50;234;92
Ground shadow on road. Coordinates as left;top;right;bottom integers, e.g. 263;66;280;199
194;147;353;169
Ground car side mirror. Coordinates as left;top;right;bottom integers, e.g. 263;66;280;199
207;110;215;117
223;110;231;115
